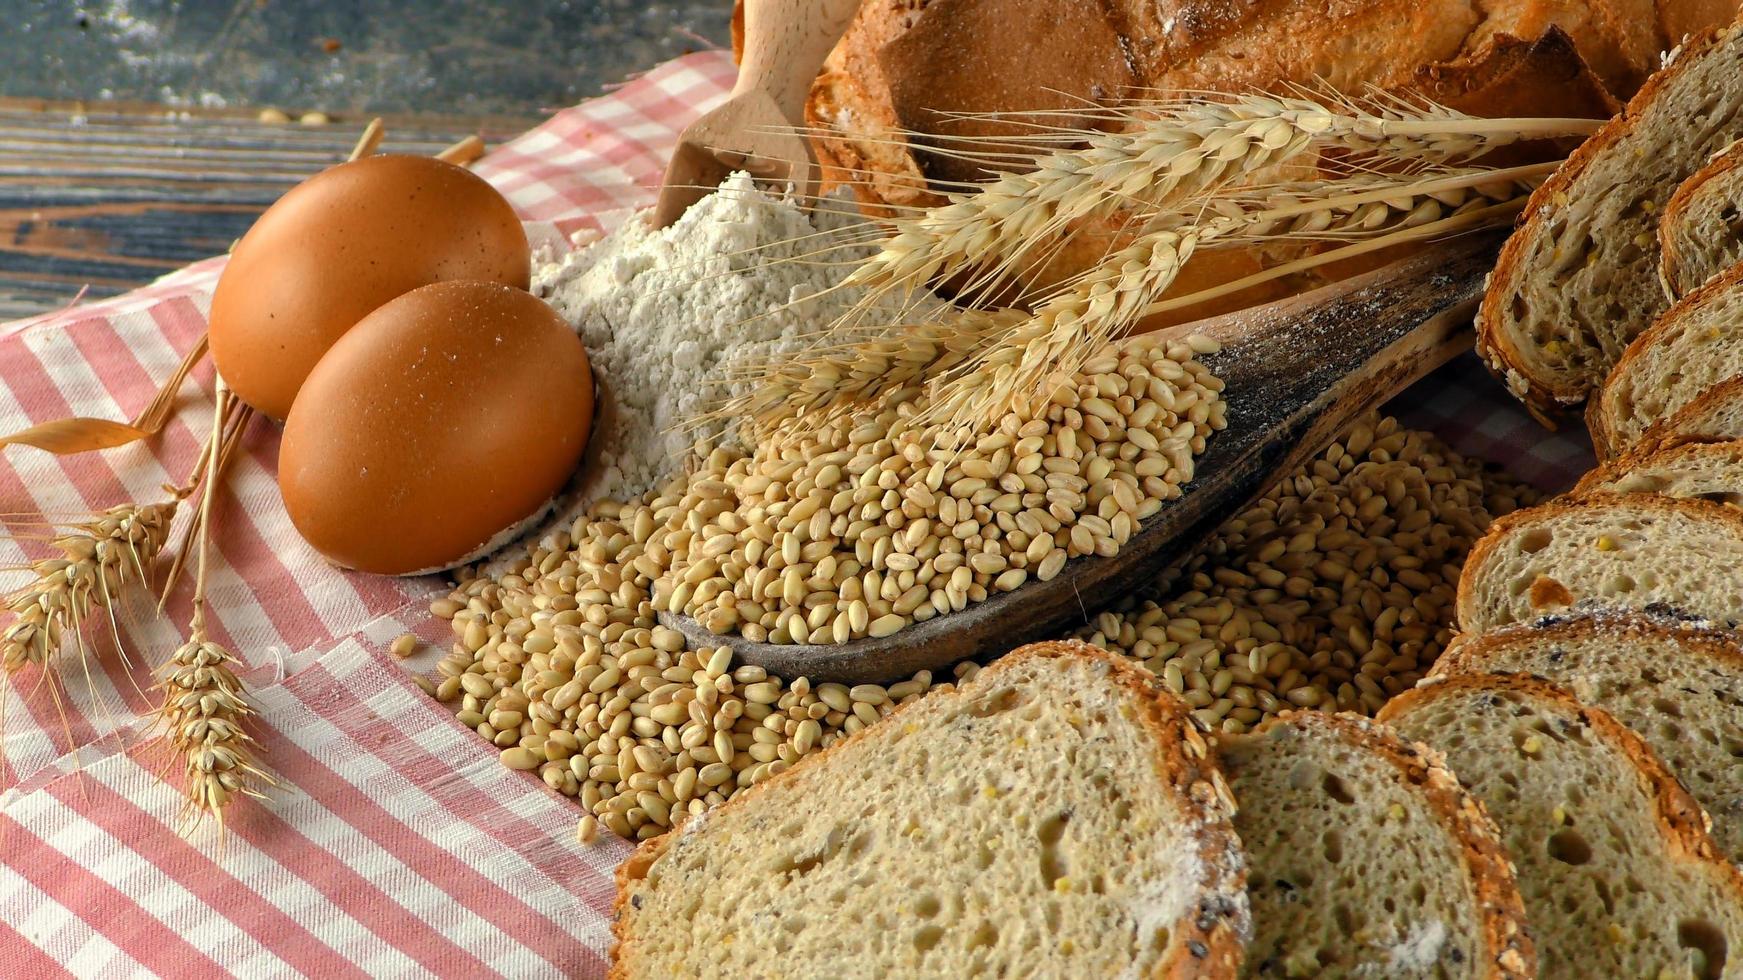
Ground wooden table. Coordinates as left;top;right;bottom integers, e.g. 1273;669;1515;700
0;100;536;320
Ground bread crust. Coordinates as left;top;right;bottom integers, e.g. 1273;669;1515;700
1435;609;1743;678
1571;434;1743;494
1233;711;1535;978
1376;672;1743;895
1415;28;1619;165
1454;490;1743;631
609;641;1251;979
1659;138;1743;296
1587;255;1743;457
1475;24;1735;418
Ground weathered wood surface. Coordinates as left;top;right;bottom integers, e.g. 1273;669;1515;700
662;236;1501;683
0;100;535;321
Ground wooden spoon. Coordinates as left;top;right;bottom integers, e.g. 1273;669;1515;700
659;236;1501;682
652;0;861;229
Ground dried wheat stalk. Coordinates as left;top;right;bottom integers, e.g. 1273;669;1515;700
156;382;272;833
742;163;1543;429
843;92;1597;313
909;164;1548;418
1;500;180;675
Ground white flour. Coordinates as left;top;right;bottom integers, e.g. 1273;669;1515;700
531;172;902;518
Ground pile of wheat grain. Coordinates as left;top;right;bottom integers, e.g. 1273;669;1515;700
1074;415;1539;734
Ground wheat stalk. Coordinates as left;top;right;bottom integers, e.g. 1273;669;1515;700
912;164;1546;419
742;163;1541;429
2;500;181;677
156;381;272;833
843;93;1597;314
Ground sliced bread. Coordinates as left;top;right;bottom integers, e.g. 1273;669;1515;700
1455;492;1743;632
1573;436;1743;501
1475;23;1743;415
1219;711;1532;978
1379;674;1743;978
611;642;1250;978
1661;138;1743;296
1434;613;1743;864
1650;373;1743;445
1588;261;1743;457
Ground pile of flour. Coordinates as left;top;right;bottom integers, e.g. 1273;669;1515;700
532;171;895;510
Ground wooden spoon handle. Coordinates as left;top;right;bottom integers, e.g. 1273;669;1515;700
734;0;861;119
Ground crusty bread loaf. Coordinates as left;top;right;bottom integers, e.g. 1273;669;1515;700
1434;613;1743;864
1476;23;1743;417
1661;139;1743;296
611;642;1250;978
1379;673;1743;978
1219;711;1533;978
1588;262;1743;456
806;0;1645;217
1573;436;1743;499
1455;492;1743;632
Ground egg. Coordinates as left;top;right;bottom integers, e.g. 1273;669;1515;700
278;281;593;576
209;154;530;420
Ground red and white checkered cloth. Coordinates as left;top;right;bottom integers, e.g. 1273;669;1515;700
0;50;1594;978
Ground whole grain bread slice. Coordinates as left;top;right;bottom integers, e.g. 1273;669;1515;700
1661;138;1743;296
1648;373;1743;446
1379;673;1743;978
1434;613;1743;864
1455;492;1743;632
1588;260;1743;457
1573;436;1743;500
1219;711;1532;978
1475;23;1743;416
610;642;1249;978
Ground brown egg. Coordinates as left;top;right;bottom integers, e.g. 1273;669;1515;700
209;154;530;420
279;281;593;576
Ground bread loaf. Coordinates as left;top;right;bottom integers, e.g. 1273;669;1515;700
1476;23;1743;416
1219;711;1533;978
1455;492;1743;632
1573;436;1743;499
806;0;1655;216
1379;673;1743;978
1434;613;1743;864
611;641;1250;977
1661;139;1743;295
1589;261;1743;457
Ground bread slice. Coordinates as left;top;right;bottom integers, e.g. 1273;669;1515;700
610;642;1250;978
1573;437;1743;501
1378;674;1743;978
1661;139;1743;296
1434;613;1743;864
1219;711;1533;978
1475;23;1743;416
1588;261;1743;457
1648;373;1743;446
1455;492;1743;632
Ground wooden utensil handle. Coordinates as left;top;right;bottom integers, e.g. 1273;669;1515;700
735;0;860;119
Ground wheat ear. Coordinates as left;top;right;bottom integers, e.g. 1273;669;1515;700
156;381;272;834
844;93;1597;310
916;164;1545;417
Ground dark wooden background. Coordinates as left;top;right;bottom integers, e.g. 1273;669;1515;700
0;1;732;320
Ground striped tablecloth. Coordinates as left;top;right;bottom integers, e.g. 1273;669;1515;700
0;50;1595;978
